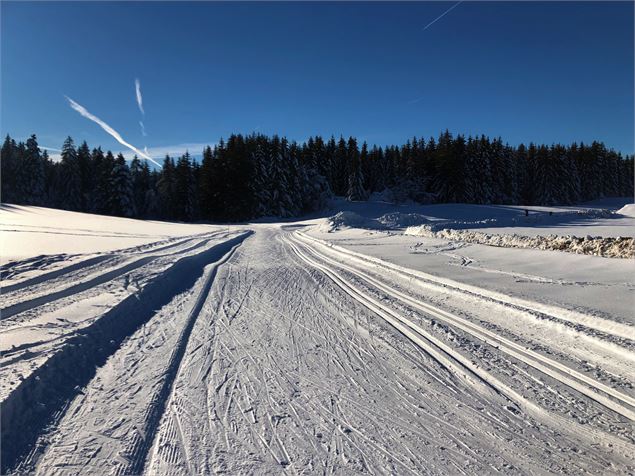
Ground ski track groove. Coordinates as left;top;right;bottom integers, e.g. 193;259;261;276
286;233;635;448
1;231;231;322
291;232;635;421
4;226;634;474
126;238;248;475
0;231;252;473
294;231;634;342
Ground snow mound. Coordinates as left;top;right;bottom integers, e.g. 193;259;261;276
323;211;374;232
324;211;431;232
405;226;634;259
616;203;635;218
376;212;431;228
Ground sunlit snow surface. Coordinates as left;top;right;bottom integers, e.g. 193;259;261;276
1;199;633;475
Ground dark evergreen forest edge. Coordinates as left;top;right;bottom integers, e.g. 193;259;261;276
2;131;633;222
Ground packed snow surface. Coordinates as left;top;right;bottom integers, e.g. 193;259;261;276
617;203;635;218
1;203;634;474
1;204;218;259
322;199;635;258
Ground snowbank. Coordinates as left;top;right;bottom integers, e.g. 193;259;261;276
376;212;432;228
616;203;635;218
322;211;432;232
322;211;372;231
321;203;633;258
404;225;635;259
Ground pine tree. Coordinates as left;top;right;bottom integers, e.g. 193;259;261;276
174;152;196;221
58;137;82;210
157;156;177;219
198;146;216;219
77;141;92;211
333;137;349;196
268;137;295;217
4;130;632;220
251;143;273;216
18;135;46;206
346;137;367;201
110;154;135;217
1;135;19;203
130;156;151;217
90;148;111;214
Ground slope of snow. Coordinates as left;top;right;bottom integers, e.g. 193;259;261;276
319;198;635;258
322;197;635;238
617;203;635;218
1;204;219;260
1;205;634;474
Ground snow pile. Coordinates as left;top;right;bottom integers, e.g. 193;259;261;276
323;211;373;232
575;208;616;218
405;225;634;259
324;211;432;232
376;212;431;228
421;209;615;233
616;203;635;218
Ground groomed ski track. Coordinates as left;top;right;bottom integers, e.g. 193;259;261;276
1;226;633;475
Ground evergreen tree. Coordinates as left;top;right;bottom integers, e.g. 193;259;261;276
2;130;632;219
77;141;92;211
58;137;82;210
109;154;135;217
157;156;177;219
199;146;216;219
130;156;151;217
1;135;19;203
251;143;273;216
174;152;196;221
346;137;366;201
90;148;111;214
333;137;349;196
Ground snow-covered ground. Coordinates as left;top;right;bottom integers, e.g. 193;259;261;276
1;201;634;474
318;198;635;257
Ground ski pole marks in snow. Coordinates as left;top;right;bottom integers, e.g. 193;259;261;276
65;96;161;168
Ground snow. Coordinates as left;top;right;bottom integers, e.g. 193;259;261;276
1;204;634;474
617;203;635;218
0;204;218;260
319;198;635;258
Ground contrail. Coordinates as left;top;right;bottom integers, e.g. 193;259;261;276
423;1;462;30
139;120;147;137
135;78;144;115
65;96;162;168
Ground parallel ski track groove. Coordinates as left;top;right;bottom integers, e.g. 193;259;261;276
287;232;635;423
0;231;229;320
292;231;633;342
128;237;248;476
0;232;251;473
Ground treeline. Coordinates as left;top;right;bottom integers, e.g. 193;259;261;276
1;131;633;222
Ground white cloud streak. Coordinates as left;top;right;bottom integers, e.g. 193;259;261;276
65;95;162;168
423;1;462;30
407;95;426;105
139;120;147;137
135;78;145;115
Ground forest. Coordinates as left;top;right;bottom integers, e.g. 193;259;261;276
1;131;633;222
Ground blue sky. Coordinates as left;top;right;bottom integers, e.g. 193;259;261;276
2;1;633;160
